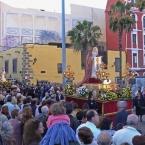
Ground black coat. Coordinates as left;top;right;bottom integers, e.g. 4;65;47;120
133;97;145;115
69;115;80;133
87;100;98;110
56;94;64;102
114;109;128;129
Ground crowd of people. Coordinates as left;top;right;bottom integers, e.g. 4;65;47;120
0;82;145;145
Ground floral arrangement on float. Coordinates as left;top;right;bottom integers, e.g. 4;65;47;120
64;84;75;95
117;87;131;100
76;86;89;98
98;89;118;101
97;87;132;101
0;69;11;90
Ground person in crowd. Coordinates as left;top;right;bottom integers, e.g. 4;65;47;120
47;102;70;128
35;100;47;116
114;100;128;130
132;135;145;145
99;117;115;136
97;131;112;145
23;119;44;145
16;93;24;110
11;85;18;97
0;108;8;121
87;95;98;110
21;96;32;110
56;90;64;102
1;105;10;119
0;93;4;107
9;109;22;145
36;105;49;135
49;87;56;101
78;127;97;145
141;88;145;98
76;110;101;144
40;102;79;145
133;90;145;121
112;114;141;145
4;95;15;114
31;98;37;117
65;102;80;132
21;106;33;134
11;97;20;110
42;92;50;101
22;107;33;123
71;102;80;118
76;110;88;124
0;121;15;145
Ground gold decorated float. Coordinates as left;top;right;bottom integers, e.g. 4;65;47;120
0;69;11;89
65;50;133;116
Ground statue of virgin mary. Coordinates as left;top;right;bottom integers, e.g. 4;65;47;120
1;68;6;82
91;47;102;78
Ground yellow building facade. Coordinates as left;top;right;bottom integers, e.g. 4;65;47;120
0;48;23;81
0;44;126;84
26;44;84;84
0;44;84;84
106;51;126;82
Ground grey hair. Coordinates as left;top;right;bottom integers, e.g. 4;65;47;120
117;101;127;109
41;105;49;114
0;121;13;140
97;131;112;145
127;114;139;126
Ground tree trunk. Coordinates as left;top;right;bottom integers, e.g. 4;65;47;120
118;31;123;81
81;50;87;69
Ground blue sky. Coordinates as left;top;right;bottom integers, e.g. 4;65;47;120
1;0;107;13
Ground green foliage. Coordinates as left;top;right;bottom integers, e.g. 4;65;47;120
98;89;118;101
120;87;131;99
68;20;102;52
135;0;145;11
97;88;131;101
109;0;135;33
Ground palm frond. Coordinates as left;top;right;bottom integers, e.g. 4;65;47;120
135;0;145;11
68;20;102;52
109;0;135;33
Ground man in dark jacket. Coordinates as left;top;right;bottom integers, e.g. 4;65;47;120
114;101;128;130
65;102;80;132
56;90;64;102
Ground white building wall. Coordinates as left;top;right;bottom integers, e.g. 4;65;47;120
0;2;106;51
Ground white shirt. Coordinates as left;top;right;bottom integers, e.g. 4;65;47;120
76;121;101;144
112;126;141;145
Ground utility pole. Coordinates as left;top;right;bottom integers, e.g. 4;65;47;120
61;0;66;85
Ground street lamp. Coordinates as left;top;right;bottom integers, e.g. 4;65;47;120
61;0;66;85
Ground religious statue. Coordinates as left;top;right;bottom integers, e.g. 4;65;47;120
80;47;102;85
84;48;93;81
91;47;98;78
0;68;6;82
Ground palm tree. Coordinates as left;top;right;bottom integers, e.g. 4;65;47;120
109;0;135;81
136;0;145;11
68;20;102;81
